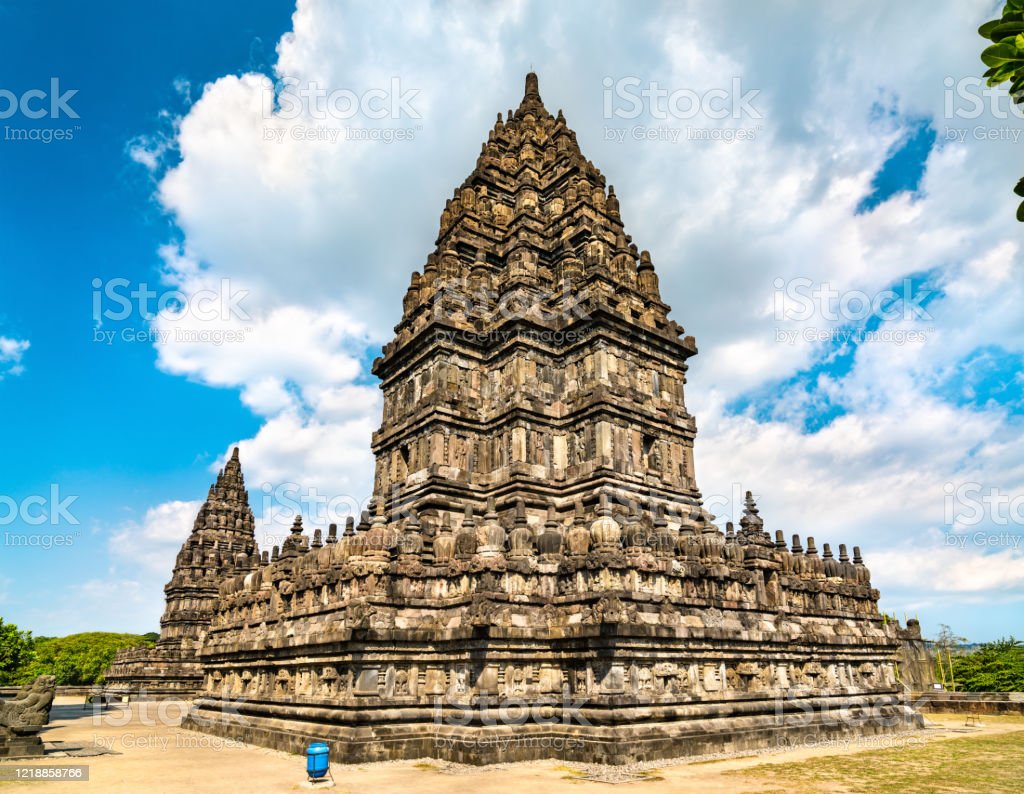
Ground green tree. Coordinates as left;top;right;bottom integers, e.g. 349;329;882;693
979;1;1024;220
951;637;1024;692
0;618;35;685
15;632;155;686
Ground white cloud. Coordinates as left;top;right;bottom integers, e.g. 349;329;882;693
109;500;201;575
0;336;29;379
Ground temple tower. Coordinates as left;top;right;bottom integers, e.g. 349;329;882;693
373;73;701;528
159;447;259;650
104;448;259;698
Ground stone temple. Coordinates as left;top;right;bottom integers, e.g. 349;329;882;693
108;73;923;763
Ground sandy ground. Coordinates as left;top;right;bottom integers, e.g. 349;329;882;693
1;697;1021;793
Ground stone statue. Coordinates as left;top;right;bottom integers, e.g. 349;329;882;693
0;675;56;757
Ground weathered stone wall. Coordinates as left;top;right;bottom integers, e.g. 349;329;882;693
914;692;1024;715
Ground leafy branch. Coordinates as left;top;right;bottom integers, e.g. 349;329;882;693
979;0;1024;220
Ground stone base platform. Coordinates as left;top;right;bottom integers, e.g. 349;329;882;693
0;729;46;758
184;692;923;765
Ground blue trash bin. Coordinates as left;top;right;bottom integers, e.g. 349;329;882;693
306;742;330;780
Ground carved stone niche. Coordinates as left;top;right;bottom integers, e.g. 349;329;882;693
355;668;380;696
448;666;471;699
477;665;499;695
598;663;625;694
393;667;412;697
424;667;447;695
652;662;687;695
319;666;339;697
702;663;723;692
572;666;591;695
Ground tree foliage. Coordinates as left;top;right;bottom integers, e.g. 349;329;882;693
979;0;1024;220
12;631;156;686
951;637;1024;692
0;619;35;685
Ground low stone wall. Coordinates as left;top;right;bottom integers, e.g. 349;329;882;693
914;691;1024;716
0;686;96;699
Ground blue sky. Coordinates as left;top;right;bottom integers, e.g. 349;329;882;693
0;1;290;632
1;1;1022;642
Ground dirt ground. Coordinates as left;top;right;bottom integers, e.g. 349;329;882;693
1;697;1022;793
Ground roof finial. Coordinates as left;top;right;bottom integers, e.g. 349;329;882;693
525;71;540;100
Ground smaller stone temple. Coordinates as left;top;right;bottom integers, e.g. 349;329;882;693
0;675;56;757
104;449;259;699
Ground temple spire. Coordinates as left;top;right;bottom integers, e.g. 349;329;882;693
525;71;540;100
516;71;547;118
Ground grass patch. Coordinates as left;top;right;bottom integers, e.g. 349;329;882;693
552;764;584;777
734;729;1024;794
412;762;438;771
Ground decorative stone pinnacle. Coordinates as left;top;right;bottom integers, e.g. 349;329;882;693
545;503;559;529
525;71;540;99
